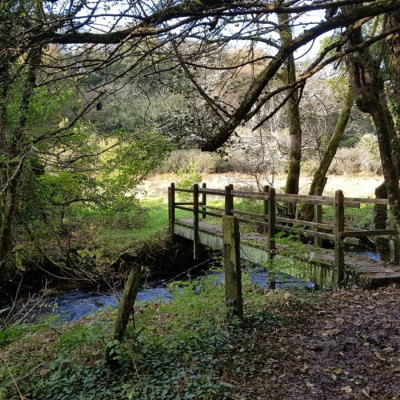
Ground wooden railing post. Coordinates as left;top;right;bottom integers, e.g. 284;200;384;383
193;183;199;260
168;182;176;243
389;213;400;264
267;187;276;290
263;185;269;235
223;215;243;319
202;182;207;220
225;184;234;216
314;187;323;248
334;190;345;285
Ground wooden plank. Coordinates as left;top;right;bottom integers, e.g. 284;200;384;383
276;216;334;231
236;216;268;226
276;193;335;204
202;210;223;218
275;224;335;241
206;205;225;212
199;188;225;195
344;197;389;205
175;205;193;212
340;229;398;238
232;191;268;200
175;188;193;193
233;209;265;219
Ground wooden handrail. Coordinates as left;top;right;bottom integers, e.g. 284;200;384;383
169;182;400;286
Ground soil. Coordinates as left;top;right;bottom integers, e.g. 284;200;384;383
228;285;400;400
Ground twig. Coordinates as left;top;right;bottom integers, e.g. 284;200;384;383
1;355;27;400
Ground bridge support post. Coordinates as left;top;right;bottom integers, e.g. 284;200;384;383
389;213;400;264
193;184;199;260
334;190;345;286
314;187;323;248
201;182;207;220
222;215;243;319
267;187;276;290
263;185;269;235
168;183;176;243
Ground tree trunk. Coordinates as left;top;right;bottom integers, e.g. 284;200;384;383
0;46;41;270
346;22;400;230
300;87;354;220
278;13;302;218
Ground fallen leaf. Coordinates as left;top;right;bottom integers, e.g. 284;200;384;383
362;387;371;398
374;351;386;361
382;347;394;353
322;329;341;336
333;367;343;375
300;364;309;373
341;386;353;393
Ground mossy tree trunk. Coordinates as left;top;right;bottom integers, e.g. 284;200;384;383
0;46;42;270
278;12;302;217
346;18;400;233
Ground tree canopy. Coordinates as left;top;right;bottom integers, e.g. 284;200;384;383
2;0;400;275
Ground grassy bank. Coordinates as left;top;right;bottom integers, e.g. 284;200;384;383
0;273;321;400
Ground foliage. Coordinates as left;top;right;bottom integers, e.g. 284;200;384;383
0;271;321;400
176;158;203;201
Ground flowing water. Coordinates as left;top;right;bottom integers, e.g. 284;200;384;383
34;269;314;323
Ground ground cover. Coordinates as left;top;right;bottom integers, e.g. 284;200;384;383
2;272;400;399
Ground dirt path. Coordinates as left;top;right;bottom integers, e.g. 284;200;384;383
229;286;400;400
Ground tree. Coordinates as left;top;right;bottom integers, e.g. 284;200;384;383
3;0;400;275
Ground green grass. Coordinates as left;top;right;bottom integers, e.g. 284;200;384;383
0;273;322;400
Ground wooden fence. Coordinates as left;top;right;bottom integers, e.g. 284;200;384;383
168;183;399;316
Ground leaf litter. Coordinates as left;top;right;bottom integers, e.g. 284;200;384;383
227;285;400;399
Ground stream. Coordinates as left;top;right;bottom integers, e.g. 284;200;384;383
34;269;313;323
9;251;380;323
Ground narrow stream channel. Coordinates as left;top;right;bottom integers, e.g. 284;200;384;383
9;251;379;323
35;269;314;323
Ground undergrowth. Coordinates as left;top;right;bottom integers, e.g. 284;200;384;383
0;272;321;400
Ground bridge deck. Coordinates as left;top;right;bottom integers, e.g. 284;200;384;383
175;219;400;289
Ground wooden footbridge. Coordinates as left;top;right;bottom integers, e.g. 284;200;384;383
168;183;400;298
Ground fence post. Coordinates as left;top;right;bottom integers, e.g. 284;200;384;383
263;185;269;235
168;182;175;243
106;264;141;365
193;183;199;260
202;182;207;220
389;213;400;264
222;215;243;319
225;184;234;216
267;187;276;290
314;187;323;248
334;190;345;286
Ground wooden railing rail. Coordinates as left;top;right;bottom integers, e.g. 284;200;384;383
169;182;400;287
